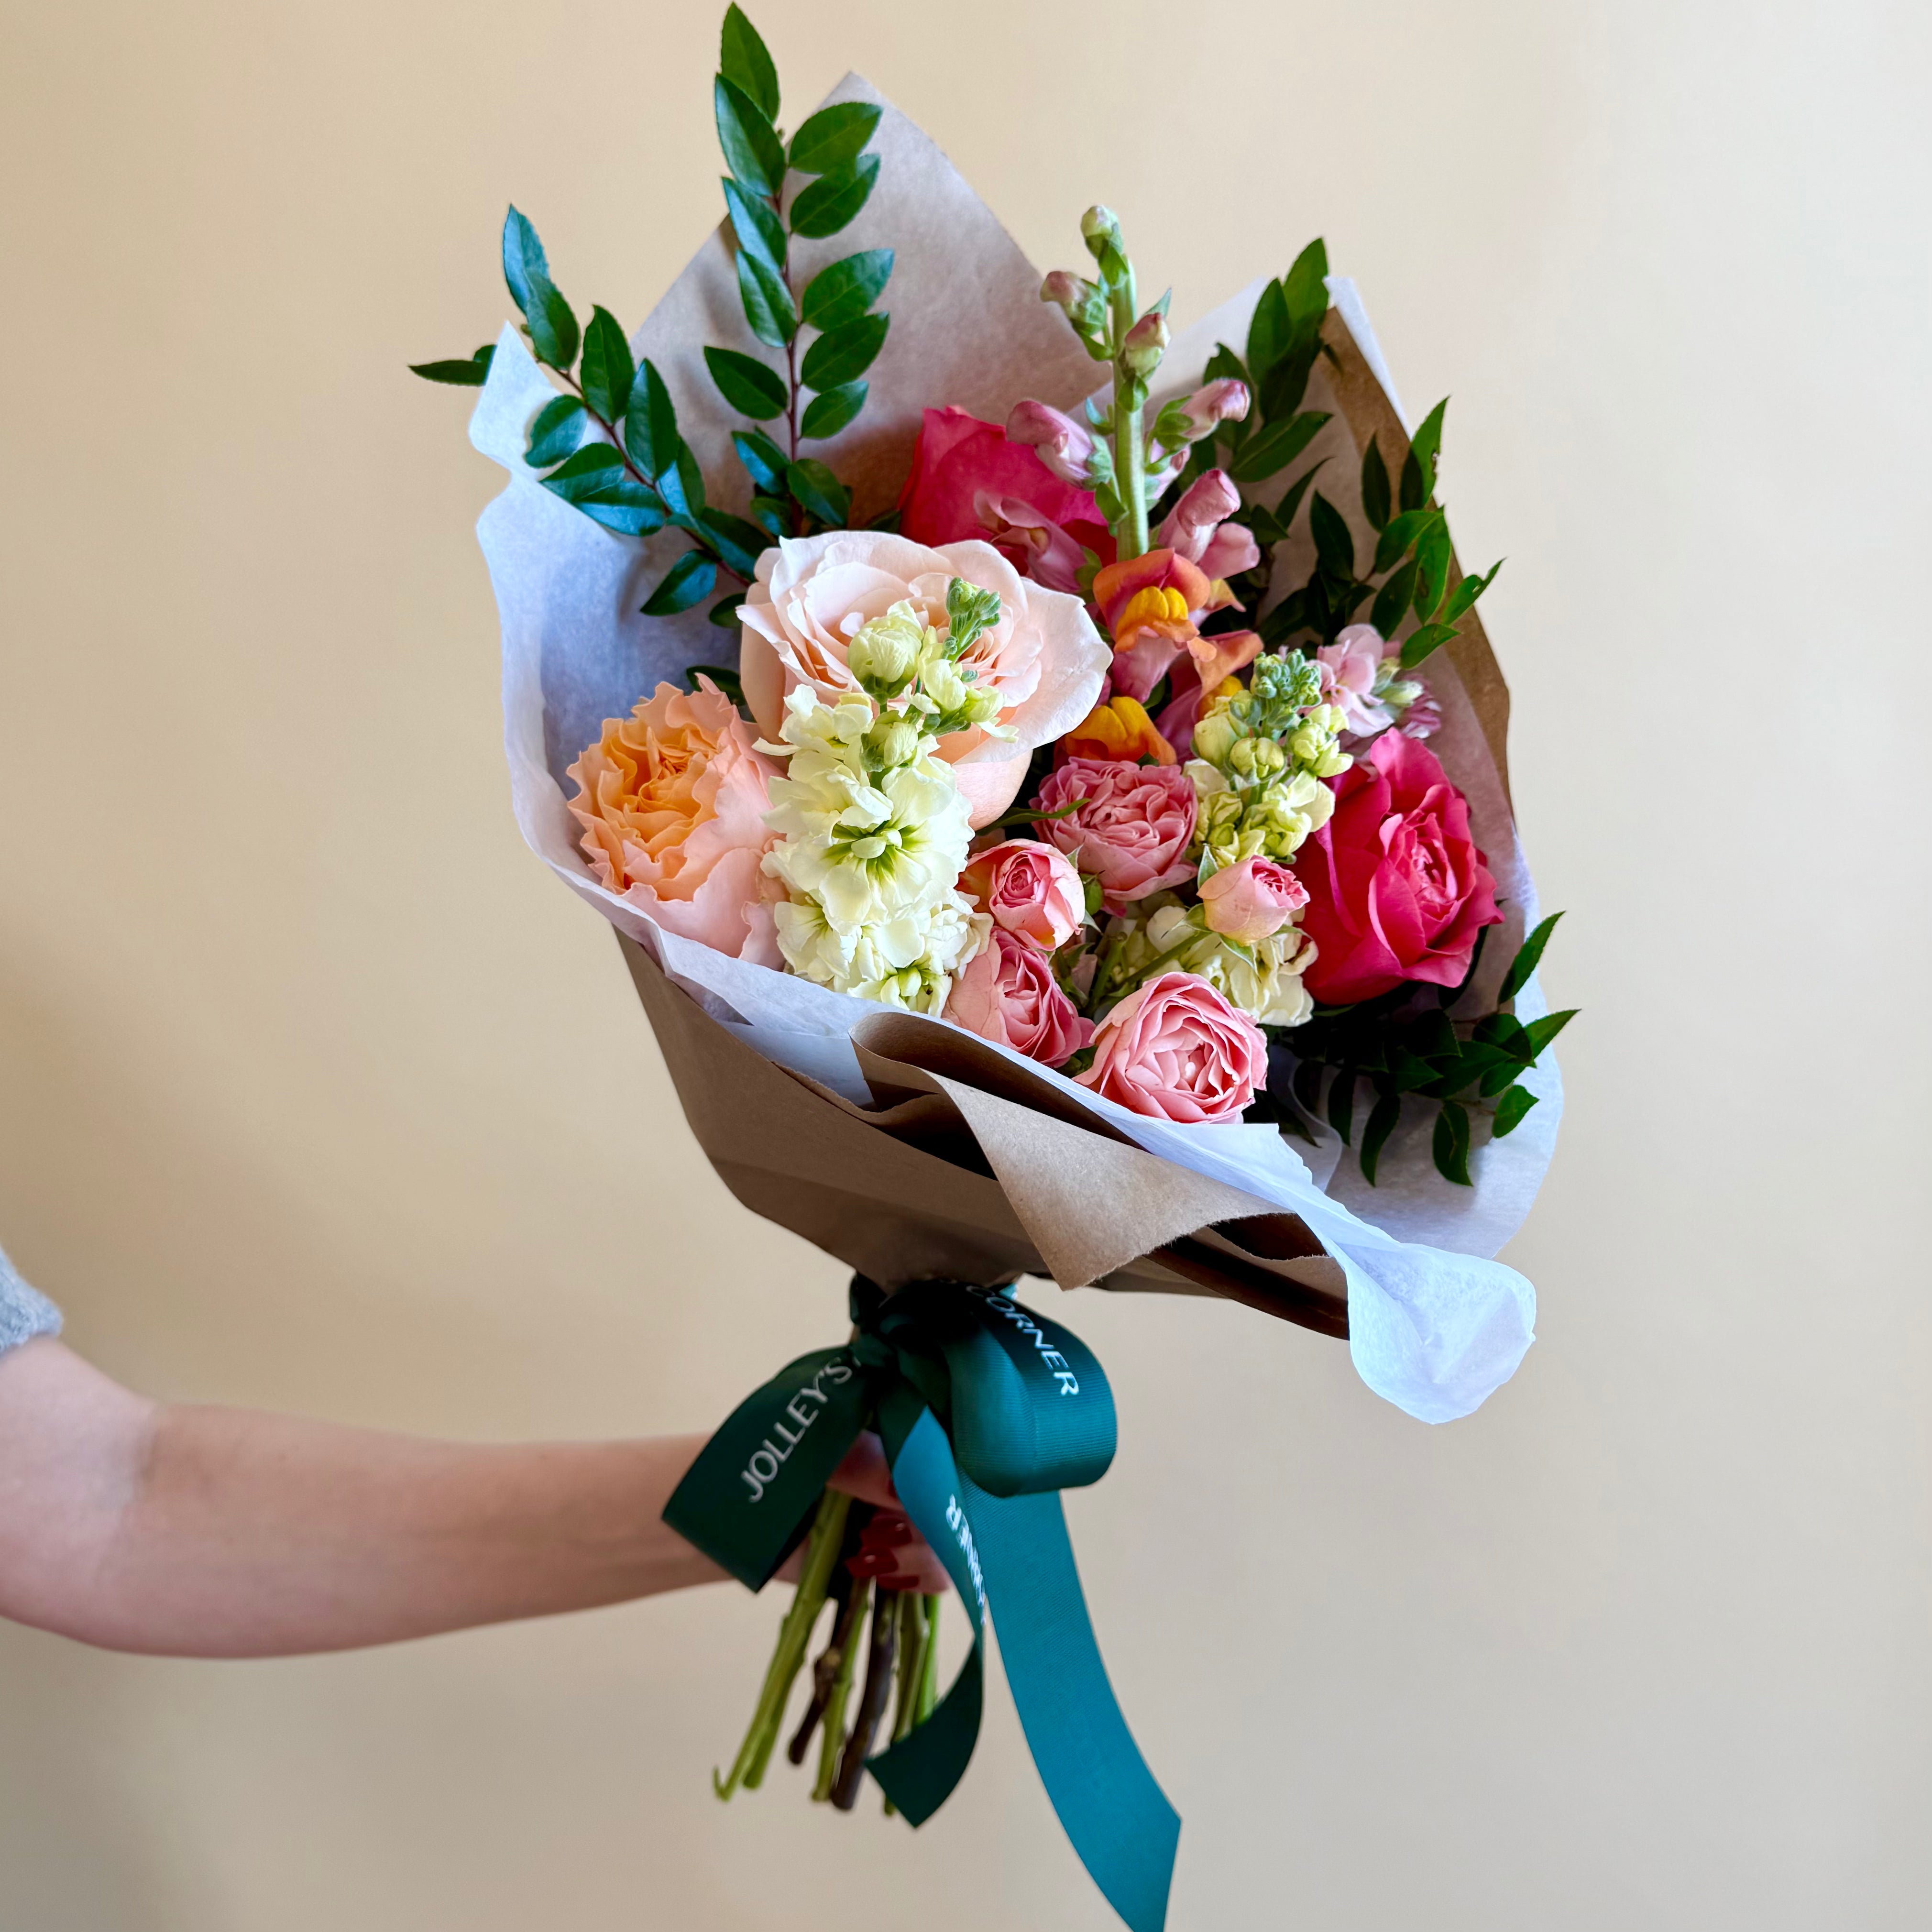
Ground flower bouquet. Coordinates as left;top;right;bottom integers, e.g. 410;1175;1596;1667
414;11;1570;1926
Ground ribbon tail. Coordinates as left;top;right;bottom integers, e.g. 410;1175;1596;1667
966;1480;1181;1932
867;1395;988;1825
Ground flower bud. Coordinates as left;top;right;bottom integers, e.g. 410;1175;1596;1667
846;602;927;695
1175;379;1251;443
1191;701;1240;770
1121;311;1169;379
1229;734;1287;782
863;714;922;770
1081;205;1123;260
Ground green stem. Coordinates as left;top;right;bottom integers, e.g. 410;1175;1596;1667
814;1575;870;1801
1110;263;1148;561
713;1487;852;1800
917;1594;941;1721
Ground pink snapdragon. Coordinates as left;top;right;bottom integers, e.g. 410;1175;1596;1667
1155;470;1261;580
1006;400;1099;487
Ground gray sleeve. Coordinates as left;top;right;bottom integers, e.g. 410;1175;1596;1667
0;1244;62;1355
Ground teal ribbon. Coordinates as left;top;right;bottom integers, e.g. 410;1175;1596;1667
664;1277;1181;1932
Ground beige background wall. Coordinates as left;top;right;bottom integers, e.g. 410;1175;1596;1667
2;0;1927;1925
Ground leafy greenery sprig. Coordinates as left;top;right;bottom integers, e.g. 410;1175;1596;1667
411;7;888;627
1253;914;1574;1186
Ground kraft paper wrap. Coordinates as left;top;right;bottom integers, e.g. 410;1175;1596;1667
468;75;1555;1419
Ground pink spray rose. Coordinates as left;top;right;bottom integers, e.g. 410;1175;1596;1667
1197;856;1309;946
565;679;780;965
1075;971;1268;1125
1032;758;1197;911
959;839;1086;953
738;529;1109;828
1296;731;1503;1005
945;928;1091;1066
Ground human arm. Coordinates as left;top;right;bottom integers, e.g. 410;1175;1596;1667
0;1338;939;1658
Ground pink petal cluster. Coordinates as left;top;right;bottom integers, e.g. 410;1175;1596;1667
946;929;1092;1066
1316;625;1397;737
1005;400;1098;487
1197;856;1309;945
1075;971;1267;1124
1154;470;1261;581
960;839;1086;953
1032;758;1197;912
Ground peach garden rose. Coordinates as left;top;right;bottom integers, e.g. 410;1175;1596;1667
738;530;1110;828
565;677;781;966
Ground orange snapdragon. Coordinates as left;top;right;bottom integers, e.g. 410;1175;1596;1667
1061;693;1177;765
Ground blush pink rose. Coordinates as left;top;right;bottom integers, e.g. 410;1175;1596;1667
1075;971;1267;1125
946;929;1092;1066
1296;731;1503;1004
1032;758;1197;912
959;839;1086;953
565;679;780;965
1197;856;1309;945
738;530;1109;829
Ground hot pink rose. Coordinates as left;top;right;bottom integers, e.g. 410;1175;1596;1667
959;839;1086;953
1075;971;1267;1125
1032;758;1197;912
1197;856;1309;945
946;929;1092;1066
1296;732;1503;1004
896;406;1111;561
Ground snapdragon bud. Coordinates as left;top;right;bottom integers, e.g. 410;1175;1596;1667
1081;205;1123;260
1041;270;1109;356
1121;310;1169;379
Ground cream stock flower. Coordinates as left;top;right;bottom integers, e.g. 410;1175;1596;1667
738;531;1109;827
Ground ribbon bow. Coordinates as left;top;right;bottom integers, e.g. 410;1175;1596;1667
665;1276;1180;1932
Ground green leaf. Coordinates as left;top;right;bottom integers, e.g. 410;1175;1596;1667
1398;622;1459;670
642;549;718;615
1390;1044;1440;1093
500;206;549;317
540;443;624;491
722;177;786;275
718;4;779;121
1442;558;1503;624
715;77;785;199
1203;341;1249;396
579;306;635;422
1480;1057;1525;1098
789;101;881;175
801;312;888;390
704;593;748;631
1412;513;1453;620
800;380;866;440
1499;911;1563;1004
1360;437;1391;531
1326;1066;1356;1146
696;507;768;579
623;359;680;480
789;155;879;238
1493;1086;1539;1137
787;457;851;527
1522;1009;1579;1060
800;249;893;329
1371;558;1419;637
525;276;579;371
732;427;789;493
1410;1009;1460;1062
748;493;790;538
1432;1100;1473;1186
524;394;586;468
672;444;707;518
1281;238;1330;330
1245;278;1290;381
1359;1088;1401;1186
704;345;788;420
569;479;667;538
410;344;495;385
1409;398;1448;500
1474;1011;1532;1057
1272;461;1327;535
1309;492;1355;577
1228;410;1329;483
735;249;796;346
1372;506;1435;575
